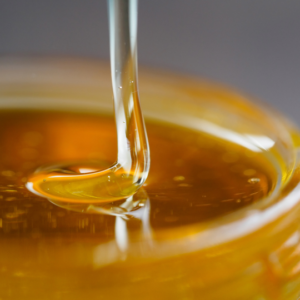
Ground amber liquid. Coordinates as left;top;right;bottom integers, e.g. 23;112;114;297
0;108;276;299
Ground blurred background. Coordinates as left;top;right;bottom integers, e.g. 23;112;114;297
0;0;299;124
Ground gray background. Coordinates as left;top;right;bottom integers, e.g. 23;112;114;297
0;1;300;124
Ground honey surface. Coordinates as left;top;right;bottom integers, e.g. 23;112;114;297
0;109;277;299
0;109;275;228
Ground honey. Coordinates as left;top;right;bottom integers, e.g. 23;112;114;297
0;107;279;299
27;0;150;204
0;109;274;226
0;57;299;300
1;1;299;299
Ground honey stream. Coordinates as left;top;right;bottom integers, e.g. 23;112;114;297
27;0;150;206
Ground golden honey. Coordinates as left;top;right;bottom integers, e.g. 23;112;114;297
0;108;274;222
0;58;300;300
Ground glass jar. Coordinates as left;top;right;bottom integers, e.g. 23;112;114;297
0;56;300;300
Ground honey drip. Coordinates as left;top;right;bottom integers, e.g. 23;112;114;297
26;0;150;205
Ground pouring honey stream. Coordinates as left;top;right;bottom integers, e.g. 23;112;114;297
26;0;150;211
